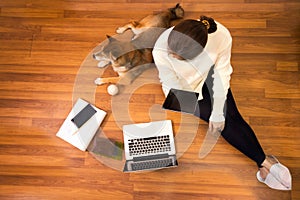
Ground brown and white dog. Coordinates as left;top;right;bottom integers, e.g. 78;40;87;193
94;32;156;85
116;3;184;39
93;4;184;85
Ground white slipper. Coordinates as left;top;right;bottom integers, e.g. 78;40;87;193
256;171;290;190
268;155;292;189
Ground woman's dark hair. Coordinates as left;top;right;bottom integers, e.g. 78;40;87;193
168;16;217;60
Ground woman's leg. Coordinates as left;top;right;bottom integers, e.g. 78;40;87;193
223;89;266;167
197;84;266;167
198;84;291;189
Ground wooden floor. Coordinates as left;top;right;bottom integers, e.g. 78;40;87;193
0;0;299;199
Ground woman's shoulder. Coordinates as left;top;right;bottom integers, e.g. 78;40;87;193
153;27;173;49
214;21;232;40
206;21;232;51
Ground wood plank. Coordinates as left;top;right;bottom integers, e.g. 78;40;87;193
276;61;299;72
1;8;63;18
0;185;133;200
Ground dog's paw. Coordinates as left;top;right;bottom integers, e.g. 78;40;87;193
97;60;110;68
116;27;126;34
94;78;104;85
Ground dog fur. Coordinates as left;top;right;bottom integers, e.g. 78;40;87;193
116;3;184;39
93;4;184;86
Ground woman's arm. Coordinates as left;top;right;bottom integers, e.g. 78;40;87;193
210;36;233;123
152;48;182;96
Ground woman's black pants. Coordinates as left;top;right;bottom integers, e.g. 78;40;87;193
198;84;266;167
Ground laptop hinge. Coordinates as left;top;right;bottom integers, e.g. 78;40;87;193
133;153;169;162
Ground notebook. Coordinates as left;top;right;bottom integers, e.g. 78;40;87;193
56;98;107;151
162;88;200;116
122;120;178;172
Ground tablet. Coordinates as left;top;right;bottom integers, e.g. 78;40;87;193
162;88;199;115
71;104;97;128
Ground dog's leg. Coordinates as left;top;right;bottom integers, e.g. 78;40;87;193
116;21;139;34
119;63;154;85
130;27;150;40
94;77;120;85
116;24;132;34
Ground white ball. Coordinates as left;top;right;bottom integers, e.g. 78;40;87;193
107;84;119;96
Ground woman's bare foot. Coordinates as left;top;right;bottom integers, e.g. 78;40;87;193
259;167;269;179
261;155;278;170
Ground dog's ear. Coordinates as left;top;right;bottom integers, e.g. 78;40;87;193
175;3;180;8
106;35;117;43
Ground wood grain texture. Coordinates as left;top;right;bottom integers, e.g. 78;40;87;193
0;0;299;200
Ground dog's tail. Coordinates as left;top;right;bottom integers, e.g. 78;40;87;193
169;3;184;20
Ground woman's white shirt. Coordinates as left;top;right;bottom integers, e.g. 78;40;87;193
152;21;233;122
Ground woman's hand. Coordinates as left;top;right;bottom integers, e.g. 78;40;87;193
208;120;225;133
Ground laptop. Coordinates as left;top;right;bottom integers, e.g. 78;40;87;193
123;120;178;172
162;88;200;116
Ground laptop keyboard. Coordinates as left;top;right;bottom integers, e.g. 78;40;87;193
131;158;174;171
128;135;171;156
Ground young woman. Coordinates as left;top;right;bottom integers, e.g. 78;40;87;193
152;16;292;190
